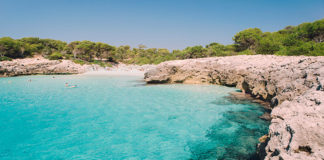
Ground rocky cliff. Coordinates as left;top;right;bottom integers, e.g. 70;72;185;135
144;55;324;160
0;57;100;77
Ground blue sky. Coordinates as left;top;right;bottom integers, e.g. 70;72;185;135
0;0;323;50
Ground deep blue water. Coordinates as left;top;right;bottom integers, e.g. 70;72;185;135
0;75;268;160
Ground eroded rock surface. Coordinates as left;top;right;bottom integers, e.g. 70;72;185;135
267;90;324;160
144;55;324;159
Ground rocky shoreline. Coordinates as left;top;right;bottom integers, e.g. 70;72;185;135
0;56;95;77
0;57;155;77
144;55;324;160
1;55;323;159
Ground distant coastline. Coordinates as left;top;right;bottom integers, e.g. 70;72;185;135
0;56;154;77
1;19;323;68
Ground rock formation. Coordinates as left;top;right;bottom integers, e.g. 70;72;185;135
144;55;324;160
0;57;100;77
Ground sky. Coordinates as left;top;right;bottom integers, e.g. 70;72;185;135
0;0;323;50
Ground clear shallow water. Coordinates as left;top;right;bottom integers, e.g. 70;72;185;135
0;75;269;160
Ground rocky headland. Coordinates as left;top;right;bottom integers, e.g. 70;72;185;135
0;56;97;77
144;55;324;160
0;56;155;77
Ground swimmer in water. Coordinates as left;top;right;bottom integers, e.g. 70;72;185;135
70;85;77;88
65;83;69;87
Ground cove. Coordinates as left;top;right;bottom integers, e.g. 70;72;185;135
0;75;269;159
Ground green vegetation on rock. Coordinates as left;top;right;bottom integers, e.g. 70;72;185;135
0;56;12;61
49;52;63;60
0;19;323;65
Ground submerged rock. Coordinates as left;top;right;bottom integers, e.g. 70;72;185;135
259;113;272;121
144;55;324;160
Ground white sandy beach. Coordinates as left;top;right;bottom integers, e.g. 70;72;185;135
82;63;155;76
82;70;145;76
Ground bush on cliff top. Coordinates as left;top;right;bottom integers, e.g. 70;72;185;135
0;56;12;61
73;59;86;65
49;52;63;60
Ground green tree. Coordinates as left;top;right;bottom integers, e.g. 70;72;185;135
205;42;227;56
18;37;66;56
115;45;131;60
75;41;96;61
256;34;281;55
233;28;263;51
183;45;207;58
310;42;324;56
311;19;324;43
65;41;81;58
94;42;115;61
0;37;21;58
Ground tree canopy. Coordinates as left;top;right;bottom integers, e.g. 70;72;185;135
0;19;323;63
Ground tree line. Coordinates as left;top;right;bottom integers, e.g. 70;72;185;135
0;19;323;64
233;18;324;56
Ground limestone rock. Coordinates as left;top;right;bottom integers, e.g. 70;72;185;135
0;57;98;77
266;90;324;160
144;55;324;160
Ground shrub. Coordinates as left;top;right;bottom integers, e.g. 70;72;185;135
73;59;86;65
284;42;313;56
310;42;324;56
49;52;63;60
237;49;255;55
256;37;281;54
91;60;107;67
64;54;73;59
0;56;12;61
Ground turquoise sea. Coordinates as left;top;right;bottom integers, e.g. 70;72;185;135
0;75;268;160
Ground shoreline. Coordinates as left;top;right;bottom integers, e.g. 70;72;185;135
82;71;145;76
144;55;324;160
0;57;155;77
2;55;323;159
227;91;272;122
